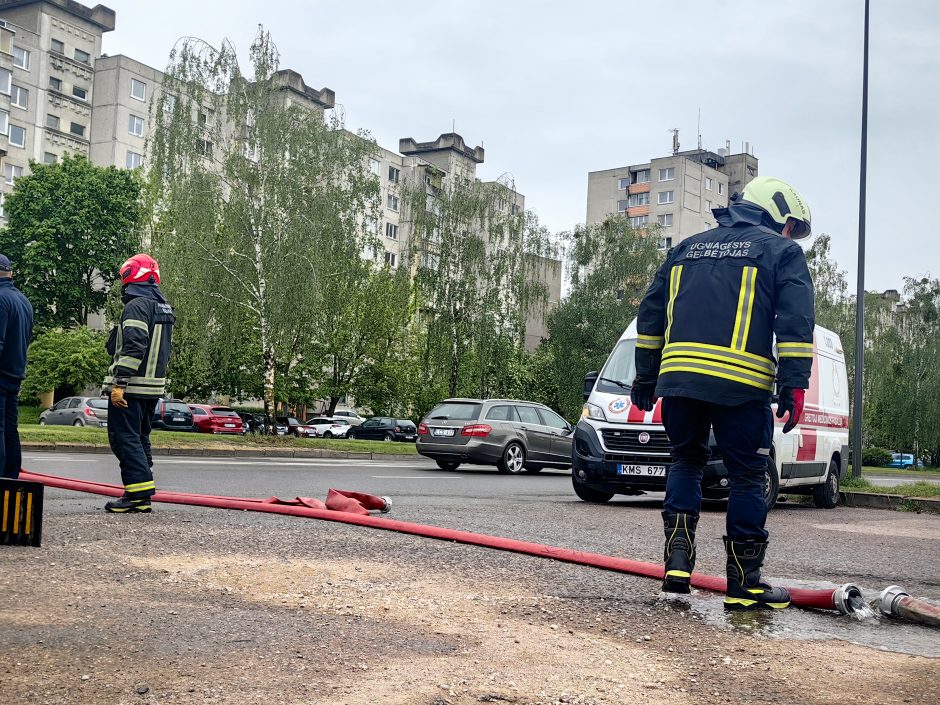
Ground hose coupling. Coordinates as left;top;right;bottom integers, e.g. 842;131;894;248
878;585;910;617
833;583;864;615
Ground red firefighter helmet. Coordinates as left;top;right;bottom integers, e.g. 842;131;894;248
119;253;161;285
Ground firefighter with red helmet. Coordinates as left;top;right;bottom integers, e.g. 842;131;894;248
102;254;175;513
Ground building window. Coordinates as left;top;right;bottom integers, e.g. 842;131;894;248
634;169;651;184
388;165;400;183
162;94;176;115
705;177;713;191
718;182;724;195
129;78;146;101
0;194;5;219
46;114;60;130
658;190;675;204
72;86;87;101
198;140;213;158
126;151;143;169
386;194;399;212
0;109;8;135
8;124;25;147
74;48;91;64
10;85;27;109
128;114;144;137
705;199;712;212
617;199;629;214
658;236;673;250
657;213;674;227
197;111;208;126
43;152;56;164
12;47;29;70
618;177;630;190
628;192;650;207
385;222;398;240
368;158;380;176
0;69;12;95
659;167;675;181
3;164;22;185
51;38;65;54
384;251;397;268
629;215;649;228
49;76;62;92
70;122;86;138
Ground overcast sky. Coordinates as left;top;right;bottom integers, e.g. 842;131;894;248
100;0;939;293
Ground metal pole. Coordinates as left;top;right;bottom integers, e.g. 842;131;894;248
852;0;870;478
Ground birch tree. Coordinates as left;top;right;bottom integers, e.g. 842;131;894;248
149;29;378;419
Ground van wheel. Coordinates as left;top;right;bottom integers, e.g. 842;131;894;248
498;442;526;474
572;475;614;503
763;456;780;511
813;458;841;509
436;460;461;471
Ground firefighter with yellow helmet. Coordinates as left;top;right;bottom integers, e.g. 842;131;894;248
632;176;814;610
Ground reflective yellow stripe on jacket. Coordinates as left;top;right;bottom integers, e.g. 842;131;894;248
731;266;758;351
637;334;665;350
665;265;683;344
777;341;814;358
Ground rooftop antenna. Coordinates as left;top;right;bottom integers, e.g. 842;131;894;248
670;128;680;155
452;118;455;135
697;108;702;150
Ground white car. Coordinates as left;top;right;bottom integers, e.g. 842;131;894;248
331;410;366;426
300;417;352;438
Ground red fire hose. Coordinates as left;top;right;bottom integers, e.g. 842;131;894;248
21;470;862;615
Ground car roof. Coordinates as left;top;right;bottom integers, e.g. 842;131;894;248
440;398;548;407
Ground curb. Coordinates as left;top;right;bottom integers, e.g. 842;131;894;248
840;490;940;513
21;443;421;463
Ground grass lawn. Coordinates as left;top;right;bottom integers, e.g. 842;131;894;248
18;425;418;455
842;476;940;498
862;465;940;477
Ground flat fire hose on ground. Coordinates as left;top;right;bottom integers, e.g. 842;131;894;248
19;470;939;625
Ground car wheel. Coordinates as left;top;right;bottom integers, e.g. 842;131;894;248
324;431;333;439
39;418;47;426
813;458;841;509
383;433;394;442
571;475;614;503
73;419;84;427
497;442;526;474
763;456;780;511
436;460;461;471
347;432;356;440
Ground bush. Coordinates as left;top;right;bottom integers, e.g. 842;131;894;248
21;327;110;402
861;447;893;467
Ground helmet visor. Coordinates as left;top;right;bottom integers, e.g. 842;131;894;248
789;218;811;240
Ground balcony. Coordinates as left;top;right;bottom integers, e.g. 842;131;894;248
628;182;650;195
627;205;650;217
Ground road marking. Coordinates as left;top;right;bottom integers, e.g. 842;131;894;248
153;459;410;467
23;456;97;462
371;475;460;480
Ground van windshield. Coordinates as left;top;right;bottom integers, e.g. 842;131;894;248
597;339;637;394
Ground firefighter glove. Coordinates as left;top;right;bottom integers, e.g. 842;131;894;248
111;385;129;409
776;387;804;434
630;379;658;413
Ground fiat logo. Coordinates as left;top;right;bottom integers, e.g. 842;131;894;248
638;432;651;444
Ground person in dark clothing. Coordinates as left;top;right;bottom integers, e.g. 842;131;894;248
102;254;175;514
0;254;34;480
631;176;815;611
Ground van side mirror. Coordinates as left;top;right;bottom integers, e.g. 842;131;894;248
583;371;599;402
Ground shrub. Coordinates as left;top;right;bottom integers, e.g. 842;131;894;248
861;447;893;467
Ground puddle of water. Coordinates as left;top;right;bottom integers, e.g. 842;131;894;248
656;583;939;658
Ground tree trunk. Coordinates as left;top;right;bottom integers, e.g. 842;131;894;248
327;396;339;416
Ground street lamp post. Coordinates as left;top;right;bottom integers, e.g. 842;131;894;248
852;0;870;478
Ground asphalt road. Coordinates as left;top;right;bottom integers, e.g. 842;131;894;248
19;451;940;658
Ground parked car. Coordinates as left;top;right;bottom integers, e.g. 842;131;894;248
417;400;573;473
189;404;244;434
152;399;196;432
887;453;918;469
275;416;302;436
348;417;417;442
237;412;264;434
298;417;352;439
331;410;366;426
39;396;108;428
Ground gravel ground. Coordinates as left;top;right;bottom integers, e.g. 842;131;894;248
1;494;937;705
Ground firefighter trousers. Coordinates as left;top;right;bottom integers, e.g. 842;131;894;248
661;396;773;542
108;397;158;499
0;383;22;479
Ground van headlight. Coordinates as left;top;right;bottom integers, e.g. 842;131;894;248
582;402;607;422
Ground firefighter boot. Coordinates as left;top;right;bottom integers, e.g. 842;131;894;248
723;537;791;610
662;512;697;593
104;495;152;513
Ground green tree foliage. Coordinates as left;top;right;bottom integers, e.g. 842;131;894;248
544;216;665;419
0;155;143;331
149;29;379;418
21;327;110;401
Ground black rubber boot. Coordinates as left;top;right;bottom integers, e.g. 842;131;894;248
723;537;791;610
104;495;152;513
662;512;697;593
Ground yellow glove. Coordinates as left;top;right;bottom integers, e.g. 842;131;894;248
111;386;128;409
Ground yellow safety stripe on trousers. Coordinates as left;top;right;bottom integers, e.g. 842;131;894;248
731;266;758;351
663;343;776;375
664;265;684;344
660;358;775;391
145;324;163;378
637;334;665;350
125;481;155;492
122;319;150;332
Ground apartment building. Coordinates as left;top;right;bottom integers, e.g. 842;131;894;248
586;146;759;248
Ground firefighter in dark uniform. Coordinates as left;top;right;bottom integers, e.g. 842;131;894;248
631;176;814;610
102;254;175;514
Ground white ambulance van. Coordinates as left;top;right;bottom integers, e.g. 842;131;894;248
572;319;849;510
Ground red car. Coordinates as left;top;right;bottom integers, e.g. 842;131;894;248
188;404;244;434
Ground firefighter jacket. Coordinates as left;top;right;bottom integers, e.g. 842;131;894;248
635;201;815;405
103;283;175;398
